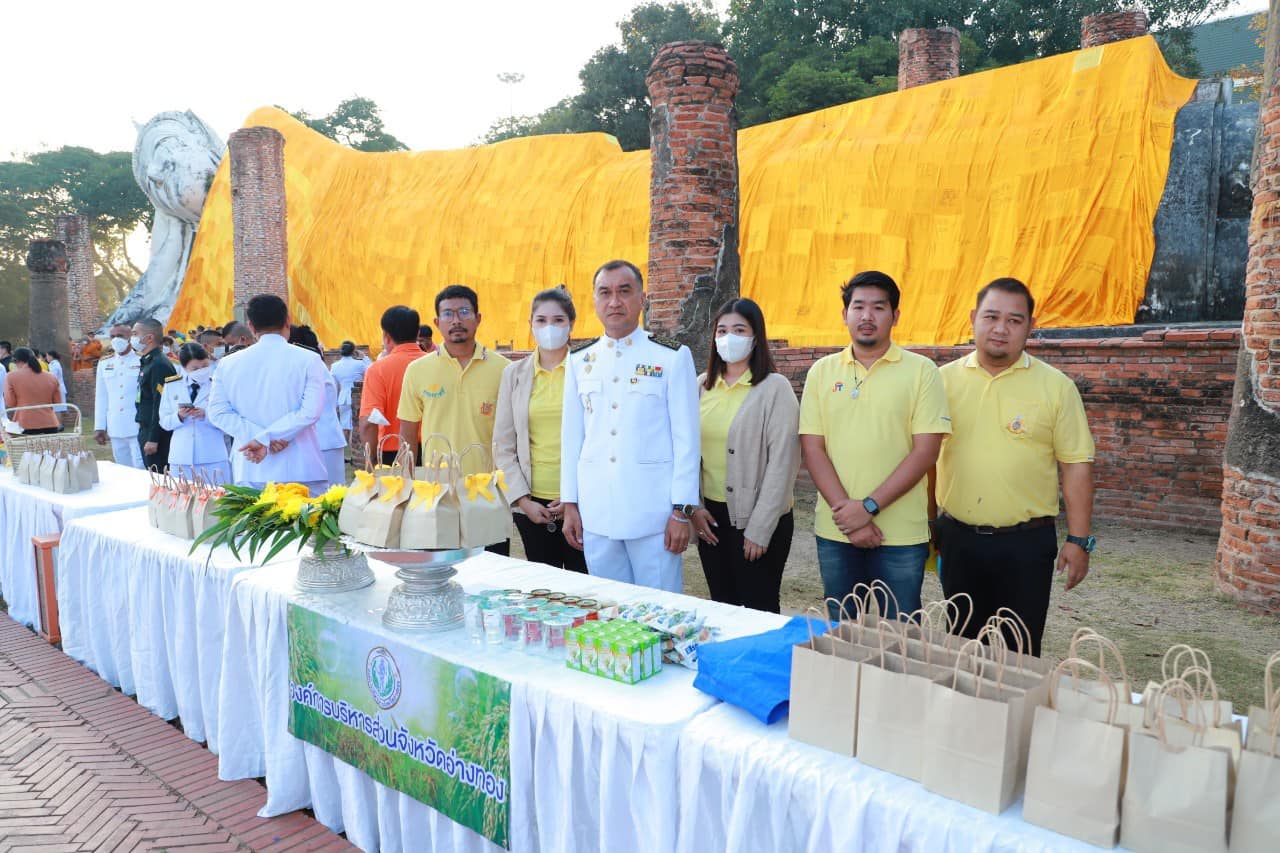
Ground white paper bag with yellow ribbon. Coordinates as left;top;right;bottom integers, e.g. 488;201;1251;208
399;476;462;550
356;468;416;548
339;440;401;536
456;444;511;548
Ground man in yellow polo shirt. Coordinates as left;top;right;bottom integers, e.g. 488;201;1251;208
933;277;1095;657
399;284;511;552
800;271;952;619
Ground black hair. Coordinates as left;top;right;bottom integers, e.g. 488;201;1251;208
531;285;577;323
380;305;420;344
12;347;42;373
417;325;433;339
287;325;321;352
703;298;776;390
47;350;60;362
136;317;164;340
340;340;356;357
841;270;900;312
246;294;288;331
592;259;643;290
197;329;222;344
435;284;479;316
0;341;11;353
178;343;209;367
976;277;1035;318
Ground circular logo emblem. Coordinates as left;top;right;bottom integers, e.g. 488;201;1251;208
365;646;402;710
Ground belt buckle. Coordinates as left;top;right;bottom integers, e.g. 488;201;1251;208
975;525;995;536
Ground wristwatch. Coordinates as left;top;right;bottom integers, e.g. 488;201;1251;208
673;504;697;518
1066;534;1097;553
862;496;880;516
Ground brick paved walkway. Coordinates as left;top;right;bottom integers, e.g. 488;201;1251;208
0;613;355;851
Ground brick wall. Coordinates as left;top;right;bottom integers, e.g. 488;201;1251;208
229;127;289;320
26;240;70;356
897;28;960;91
55;214;99;338
1080;10;1150;48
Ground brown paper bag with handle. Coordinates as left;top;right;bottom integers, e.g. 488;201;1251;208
788;603;874;756
399;439;462;550
1055;628;1145;728
1140;645;1232;728
356;448;416;548
1120;678;1230;853
37;450;57;491
339;437;401;536
920;632;1050;813
1231;680;1280;853
856;620;947;781
50;453;75;494
455;444;512;548
1243;651;1280;755
1023;658;1128;848
1142;665;1241;778
147;468;165;528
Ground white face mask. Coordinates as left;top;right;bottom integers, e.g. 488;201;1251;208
715;333;754;364
110;337;130;355
161;345;172;355
130;335;145;352
212;346;226;359
186;366;213;384
533;324;571;351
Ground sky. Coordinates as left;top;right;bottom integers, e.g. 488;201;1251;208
0;0;1265;160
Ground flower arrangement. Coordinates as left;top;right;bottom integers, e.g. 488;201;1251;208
191;481;349;562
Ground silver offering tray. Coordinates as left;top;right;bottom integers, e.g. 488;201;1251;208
341;538;483;631
297;540;376;594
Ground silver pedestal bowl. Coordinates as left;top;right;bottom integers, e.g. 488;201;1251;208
367;545;484;631
296;541;376;593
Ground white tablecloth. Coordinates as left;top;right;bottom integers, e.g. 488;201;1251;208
0;462;151;630
216;552;786;853
56;505;295;749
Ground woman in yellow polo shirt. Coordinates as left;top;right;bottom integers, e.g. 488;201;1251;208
494;287;588;572
690;299;801;612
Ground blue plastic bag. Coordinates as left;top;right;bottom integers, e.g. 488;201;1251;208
693;614;830;725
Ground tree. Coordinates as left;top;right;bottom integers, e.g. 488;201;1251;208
286;97;409;152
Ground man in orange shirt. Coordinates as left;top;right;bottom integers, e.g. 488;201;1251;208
359;306;424;464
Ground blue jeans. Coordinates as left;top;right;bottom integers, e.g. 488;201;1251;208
815;536;928;621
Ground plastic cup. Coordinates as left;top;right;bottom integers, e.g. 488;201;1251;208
501;605;524;646
482;603;505;646
521;612;544;652
543;616;571;658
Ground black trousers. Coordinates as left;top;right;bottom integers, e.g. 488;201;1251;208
485;540;511;557
934;515;1058;657
140;431;172;472
695;500;793;613
513;497;587;573
22;426;61;435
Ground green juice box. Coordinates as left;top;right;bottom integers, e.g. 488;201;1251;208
580;630;599;675
565;627;582;670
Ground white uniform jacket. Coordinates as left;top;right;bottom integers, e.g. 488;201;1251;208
316;372;346;452
158;372;230;467
561;326;700;540
94;352;141;438
330;356;368;407
207;333;328;485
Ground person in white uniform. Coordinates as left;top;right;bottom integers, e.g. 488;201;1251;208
93;323;144;468
158;343;231;482
561;259;700;592
47;351;68;413
287;325;347;487
207;295;330;495
329;340;368;449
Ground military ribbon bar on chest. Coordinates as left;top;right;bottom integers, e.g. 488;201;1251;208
634;364;664;378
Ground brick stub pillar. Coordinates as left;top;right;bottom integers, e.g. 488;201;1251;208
54;214;99;339
1215;4;1280;616
229;126;289;321
1081;10;1150;48
897;28;960;91
645;40;741;368
26;240;70;357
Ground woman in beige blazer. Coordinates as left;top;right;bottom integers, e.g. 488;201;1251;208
690;299;800;612
494;287;588;572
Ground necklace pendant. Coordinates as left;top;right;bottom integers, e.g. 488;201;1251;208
850;388;860;399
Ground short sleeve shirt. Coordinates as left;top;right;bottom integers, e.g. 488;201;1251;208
398;345;510;457
359;343;425;452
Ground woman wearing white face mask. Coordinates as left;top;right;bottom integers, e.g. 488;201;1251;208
158;343;231;483
688;299;801;613
494;287;588;572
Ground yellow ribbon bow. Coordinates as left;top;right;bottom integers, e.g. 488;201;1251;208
410;480;444;509
378;475;405;502
351;470;375;495
493;469;507;492
464;472;495;503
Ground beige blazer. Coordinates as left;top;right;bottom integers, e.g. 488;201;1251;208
698;371;801;544
493;354;540;513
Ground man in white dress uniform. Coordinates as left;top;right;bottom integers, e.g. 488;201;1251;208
207;295;330;495
92;323;144;468
561;259;700;592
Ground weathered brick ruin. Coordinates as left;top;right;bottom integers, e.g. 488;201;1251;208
897;28;960;90
54;215;99;340
26;240;70;357
228;127;289;319
1081;10;1150;49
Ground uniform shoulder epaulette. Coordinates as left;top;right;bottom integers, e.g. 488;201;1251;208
163;374;181;383
648;334;681;351
570;337;599;353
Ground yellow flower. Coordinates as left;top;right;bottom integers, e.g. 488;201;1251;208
252;482;281;508
278;482;312;500
319;485;347;511
277;496;307;521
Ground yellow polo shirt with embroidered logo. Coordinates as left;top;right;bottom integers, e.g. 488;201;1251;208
699;369;753;502
799;343;951;546
397;345;510;458
528;354;567;499
937;351;1095;527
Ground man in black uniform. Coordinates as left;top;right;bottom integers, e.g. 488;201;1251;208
132;317;177;470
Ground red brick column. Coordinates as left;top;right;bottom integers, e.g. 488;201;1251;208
229;126;289;320
26;240;70;356
1216;10;1280;614
898;28;960;91
54;214;99;339
645;41;740;368
1081;10;1149;48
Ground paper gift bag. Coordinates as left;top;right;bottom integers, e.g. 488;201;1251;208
147;470;165;527
37;451;57;491
400;475;462;550
1231;705;1280;853
1243;651;1280;754
1023;659;1128;847
191;484;224;537
856;621;946;781
80;450;99;484
456;444;511;548
1140;644;1231;728
788;605;872;756
69;452;93;491
169;482;195;539
50;454;75;494
356;470;414;548
17;446;43;484
921;638;1050;813
1142;666;1241;777
1120;679;1230;853
1053;628;1143;727
156;476;182;536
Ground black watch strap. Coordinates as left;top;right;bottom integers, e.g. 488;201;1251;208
862;496;880;516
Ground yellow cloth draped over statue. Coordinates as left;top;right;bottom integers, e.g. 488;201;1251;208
171;37;1194;348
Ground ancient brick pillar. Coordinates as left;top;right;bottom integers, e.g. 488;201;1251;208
1081;10;1150;48
229;126;289;321
54;214;99;339
1215;1;1280;615
26;240;70;356
897;28;960;91
645;40;741;368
